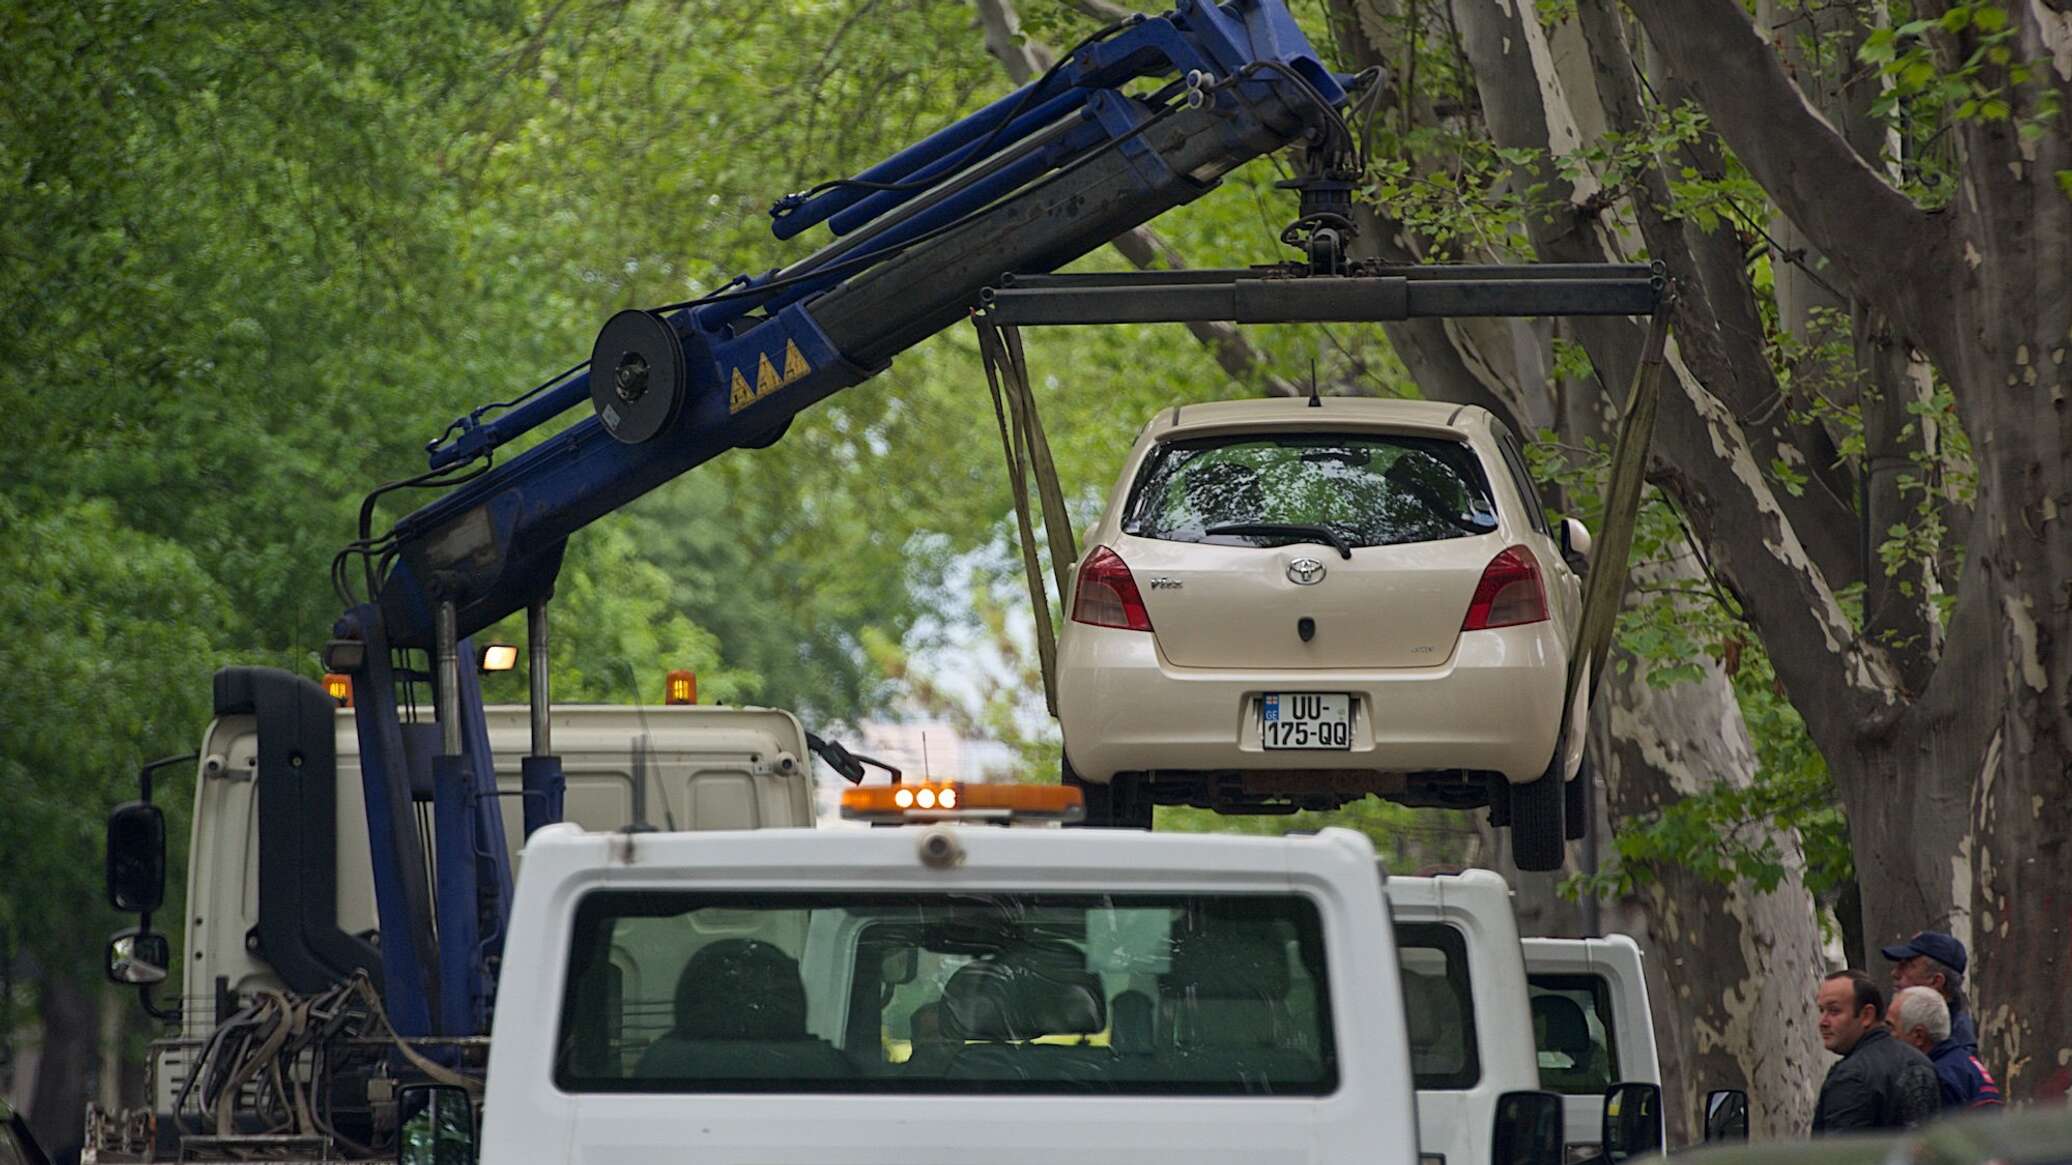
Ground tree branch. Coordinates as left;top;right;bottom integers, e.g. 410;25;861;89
973;0;1298;397
1563;0;1905;747
1622;0;1955;359
1069;0;1140;22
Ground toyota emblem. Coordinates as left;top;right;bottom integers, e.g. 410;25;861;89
1287;558;1326;585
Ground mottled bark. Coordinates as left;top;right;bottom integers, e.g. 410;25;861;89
1593;583;1828;1140
1446;0;1837;1132
1628;0;2072;1102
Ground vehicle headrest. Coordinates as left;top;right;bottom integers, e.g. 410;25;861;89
1402;969;1461;1050
1532;993;1591;1055
673;938;808;1041
943;943;1106;1040
1162;923;1291;1000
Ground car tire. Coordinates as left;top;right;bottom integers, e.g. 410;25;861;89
1510;766;1566;872
1062;760;1153;830
1563;754;1591;842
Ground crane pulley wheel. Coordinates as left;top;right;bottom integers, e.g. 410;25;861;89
590;309;688;444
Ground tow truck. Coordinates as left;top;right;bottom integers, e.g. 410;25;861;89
95;0;1665;1159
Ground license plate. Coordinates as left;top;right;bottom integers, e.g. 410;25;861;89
1260;693;1351;750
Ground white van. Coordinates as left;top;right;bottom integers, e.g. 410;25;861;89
478;824;1457;1165
1522;936;1660;1158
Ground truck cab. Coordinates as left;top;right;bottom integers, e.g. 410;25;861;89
479;822;1435;1165
152;677;815;1122
1521;937;1659;1160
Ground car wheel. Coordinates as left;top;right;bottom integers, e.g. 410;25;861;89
1564;753;1591;841
1510;765;1565;872
1063;760;1152;830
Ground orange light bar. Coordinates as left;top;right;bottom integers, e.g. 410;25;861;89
840;782;1084;823
322;673;354;707
665;669;697;705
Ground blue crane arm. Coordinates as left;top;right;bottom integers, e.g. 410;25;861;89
332;0;1346;1042
375;0;1344;650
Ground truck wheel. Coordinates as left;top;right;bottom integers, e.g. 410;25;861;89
1564;754;1591;841
1510;766;1565;872
1064;762;1152;830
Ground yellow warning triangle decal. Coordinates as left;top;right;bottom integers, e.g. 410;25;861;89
729;368;754;412
756;352;782;394
783;340;811;381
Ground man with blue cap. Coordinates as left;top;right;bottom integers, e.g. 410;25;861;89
1883;930;2002;1110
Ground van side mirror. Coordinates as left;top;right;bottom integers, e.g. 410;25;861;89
1602;1081;1664;1163
398;1083;476;1165
1703;1088;1749;1143
1492;1090;1565;1165
106;801;167;913
106;928;170;986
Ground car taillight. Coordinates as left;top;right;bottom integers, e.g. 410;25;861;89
1071;546;1155;632
1462;546;1548;630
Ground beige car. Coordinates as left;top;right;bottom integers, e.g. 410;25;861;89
1056;397;1590;870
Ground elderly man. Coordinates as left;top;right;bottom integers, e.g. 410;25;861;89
1813;970;1940;1134
1888;985;2004;1112
1883;932;1976;1047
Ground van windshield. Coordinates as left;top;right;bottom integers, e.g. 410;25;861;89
555;891;1336;1095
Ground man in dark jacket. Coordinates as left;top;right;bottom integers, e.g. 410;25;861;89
1812;970;1940;1134
1889;986;2004;1112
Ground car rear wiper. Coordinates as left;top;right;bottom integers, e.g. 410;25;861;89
1206;522;1355;560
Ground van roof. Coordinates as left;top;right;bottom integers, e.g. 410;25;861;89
517;821;1381;887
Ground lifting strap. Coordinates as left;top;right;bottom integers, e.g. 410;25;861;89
1562;291;1677;727
973;313;1079;716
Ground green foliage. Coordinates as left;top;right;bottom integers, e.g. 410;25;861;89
1565;646;1853;904
1858;2;2063;203
0;499;228;990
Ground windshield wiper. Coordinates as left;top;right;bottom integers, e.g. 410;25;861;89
1206;522;1355;560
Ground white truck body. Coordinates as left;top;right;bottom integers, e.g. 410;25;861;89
1521;936;1659;1158
481;824;1422;1165
1387;870;1542;1165
162;703;814;1114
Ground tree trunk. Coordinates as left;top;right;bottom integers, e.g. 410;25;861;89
1440;0;1836;1133
1592;558;1829;1140
25;970;96;1165
1622;0;2072;1100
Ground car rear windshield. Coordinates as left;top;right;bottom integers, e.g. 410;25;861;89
555;890;1337;1095
1124;432;1498;550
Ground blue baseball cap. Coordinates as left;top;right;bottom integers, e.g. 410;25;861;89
1880;931;1967;975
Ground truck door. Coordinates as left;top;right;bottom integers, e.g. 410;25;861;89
1521;936;1660;1160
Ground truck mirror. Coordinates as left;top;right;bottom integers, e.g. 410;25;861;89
1702;1088;1749;1143
106;801;166;913
1601;1081;1664;1162
106;927;170;986
1491;1090;1564;1165
398;1083;477;1165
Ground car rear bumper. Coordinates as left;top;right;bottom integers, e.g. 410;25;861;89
1058;622;1567;784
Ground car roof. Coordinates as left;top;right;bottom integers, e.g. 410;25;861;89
1147;396;1489;443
